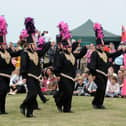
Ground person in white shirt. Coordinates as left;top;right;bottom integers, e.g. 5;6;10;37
106;74;120;97
9;69;26;95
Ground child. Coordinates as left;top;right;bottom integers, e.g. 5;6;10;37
106;75;120;97
73;76;85;96
84;74;97;96
9;69;26;95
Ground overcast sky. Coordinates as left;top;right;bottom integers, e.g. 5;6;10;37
0;0;126;42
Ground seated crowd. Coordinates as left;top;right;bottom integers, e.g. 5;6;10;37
7;41;126;98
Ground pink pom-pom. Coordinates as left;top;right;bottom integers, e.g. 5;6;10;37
0;16;7;36
38;36;45;45
37;36;45;50
20;29;29;39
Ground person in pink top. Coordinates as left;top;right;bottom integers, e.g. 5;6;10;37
85;43;95;63
123;46;126;69
121;70;126;97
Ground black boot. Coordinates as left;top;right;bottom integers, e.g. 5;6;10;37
20;105;26;116
0;107;8;114
26;114;34;118
0;110;8;114
26;108;34;118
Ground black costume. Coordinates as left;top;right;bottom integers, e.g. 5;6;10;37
0;42;22;114
90;23;123;109
88;48;122;109
20;39;50;117
53;44;87;112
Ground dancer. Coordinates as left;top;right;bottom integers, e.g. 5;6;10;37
0;16;22;114
53;21;87;112
88;22;123;109
20;17;51;117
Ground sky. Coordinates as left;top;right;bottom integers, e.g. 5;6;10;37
0;0;126;42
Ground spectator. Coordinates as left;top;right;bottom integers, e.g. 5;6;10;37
41;67;58;95
85;43;96;64
121;70;126;98
9;69;26;95
113;54;123;73
108;67;115;77
8;42;16;52
113;43;126;73
117;70;124;89
106;75;120;97
81;71;89;85
73;76;85;96
109;43;116;53
84;74;97;96
47;41;56;65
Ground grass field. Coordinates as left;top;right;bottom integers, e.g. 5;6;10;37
0;94;126;126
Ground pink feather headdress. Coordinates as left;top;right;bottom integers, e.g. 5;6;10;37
93;22;104;39
57;21;72;41
0;16;7;36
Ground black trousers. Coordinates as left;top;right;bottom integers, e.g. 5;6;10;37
38;86;47;103
0;91;7;113
54;77;74;112
92;74;107;107
0;77;9;113
20;77;40;115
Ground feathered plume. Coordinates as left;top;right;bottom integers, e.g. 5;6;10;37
24;17;35;34
93;22;104;39
0;16;7;36
57;21;72;41
121;25;126;42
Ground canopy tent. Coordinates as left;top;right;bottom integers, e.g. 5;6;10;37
71;19;121;47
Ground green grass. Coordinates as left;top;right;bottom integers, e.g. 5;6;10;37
0;94;126;126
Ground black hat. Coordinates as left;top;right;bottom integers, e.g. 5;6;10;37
56;34;62;44
93;23;104;46
62;40;68;46
0;36;6;45
26;34;34;44
96;38;103;45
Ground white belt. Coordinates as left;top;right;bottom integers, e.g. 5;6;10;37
96;69;108;77
60;73;75;81
0;73;10;78
27;73;42;81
